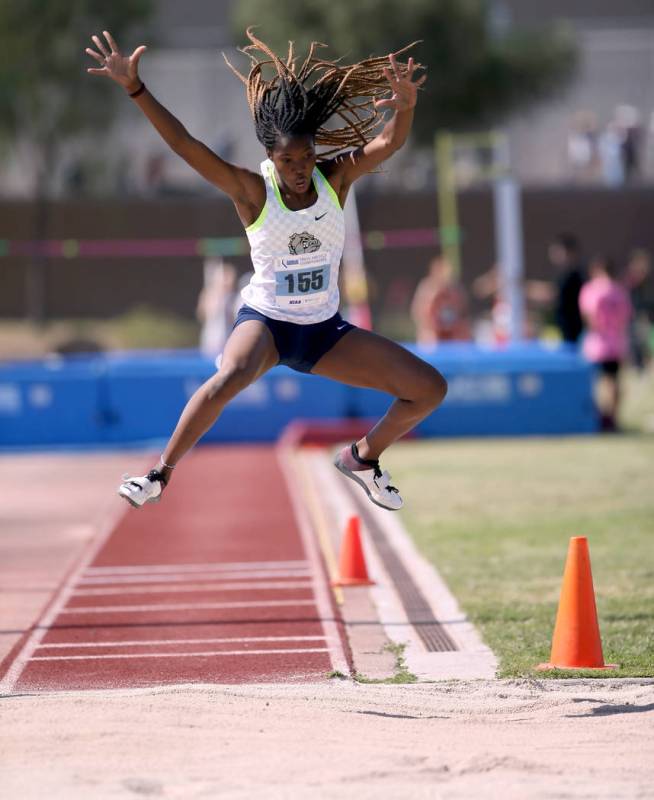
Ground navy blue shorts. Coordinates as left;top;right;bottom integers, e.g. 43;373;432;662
233;305;355;373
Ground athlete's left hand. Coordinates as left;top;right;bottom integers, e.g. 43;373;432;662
375;53;426;112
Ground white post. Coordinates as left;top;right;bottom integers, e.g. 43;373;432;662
343;185;365;273
342;185;372;329
493;174;525;343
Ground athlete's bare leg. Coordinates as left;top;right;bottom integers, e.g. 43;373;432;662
311;328;447;460
600;371;620;430
156;321;278;482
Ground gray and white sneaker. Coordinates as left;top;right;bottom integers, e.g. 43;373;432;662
118;469;166;508
334;443;403;511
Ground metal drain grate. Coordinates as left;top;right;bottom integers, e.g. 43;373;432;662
345;487;458;653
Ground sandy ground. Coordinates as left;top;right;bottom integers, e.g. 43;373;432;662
1;679;652;799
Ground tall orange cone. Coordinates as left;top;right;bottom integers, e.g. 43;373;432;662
537;536;618;671
331;516;374;587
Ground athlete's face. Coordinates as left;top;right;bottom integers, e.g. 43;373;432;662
268;135;317;195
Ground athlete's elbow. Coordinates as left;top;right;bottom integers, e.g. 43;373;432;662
170;132;196;158
383;136;406;156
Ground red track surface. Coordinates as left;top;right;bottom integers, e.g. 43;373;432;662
1;446;345;692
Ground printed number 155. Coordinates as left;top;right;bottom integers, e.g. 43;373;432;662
285;269;324;294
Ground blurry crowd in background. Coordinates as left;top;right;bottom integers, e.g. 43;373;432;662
408;235;650;432
567;105;651;186
198;234;651;433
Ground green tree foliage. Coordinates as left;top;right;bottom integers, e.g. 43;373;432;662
230;0;578;143
0;1;154;321
0;0;153;195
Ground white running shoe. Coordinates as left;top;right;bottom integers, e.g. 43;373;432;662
334;443;404;511
118;469;166;508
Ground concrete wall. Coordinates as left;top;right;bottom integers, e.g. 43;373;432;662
2;186;653;321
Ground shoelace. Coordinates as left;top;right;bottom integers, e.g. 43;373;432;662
351;443;398;494
370;462;399;494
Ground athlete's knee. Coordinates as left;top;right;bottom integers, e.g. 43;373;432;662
417;367;448;410
205;361;257;400
433;370;448;406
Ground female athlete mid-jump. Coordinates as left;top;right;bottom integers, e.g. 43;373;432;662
86;28;447;511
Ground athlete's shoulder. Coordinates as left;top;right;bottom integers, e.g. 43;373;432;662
316;155;359;208
315;158;350;209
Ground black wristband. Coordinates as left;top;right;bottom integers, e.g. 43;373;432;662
128;82;145;98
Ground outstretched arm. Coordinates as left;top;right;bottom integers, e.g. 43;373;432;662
324;54;426;203
86;31;264;225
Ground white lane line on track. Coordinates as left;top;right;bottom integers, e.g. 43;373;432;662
276;444;350;676
59;599;317;614
78;570;311;585
0;488;136;695
84;560;309;575
29;648;331;662
71;580;314;596
35;636;328;649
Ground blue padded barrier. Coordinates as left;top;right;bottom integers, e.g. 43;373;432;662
0;342;597;448
0;356;104;446
348;343;598;437
102;353;347;444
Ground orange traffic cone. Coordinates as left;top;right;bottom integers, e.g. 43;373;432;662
537;536;618;671
331;516;374;587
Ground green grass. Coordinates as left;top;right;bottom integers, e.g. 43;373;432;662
622;364;654;434
388;434;654;678
0;306;200;358
327;670;349;680
354;643;418;684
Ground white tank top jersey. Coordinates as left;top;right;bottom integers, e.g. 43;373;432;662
241;159;346;324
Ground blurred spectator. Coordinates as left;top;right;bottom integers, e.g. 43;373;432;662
196;259;238;362
622;248;652;371
567;110;600;182
411;253;471;345
615;105;642;183
598;120;625;187
552;236;585;346
472;264;538;343
579;255;632;432
598;105;643;187
529;233;586;344
471;265;508;344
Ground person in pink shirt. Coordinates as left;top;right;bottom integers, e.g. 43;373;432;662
579;255;632;431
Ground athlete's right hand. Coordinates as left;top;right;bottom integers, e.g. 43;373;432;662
85;30;147;93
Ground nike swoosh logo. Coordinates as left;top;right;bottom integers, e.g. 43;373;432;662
315;212;328;221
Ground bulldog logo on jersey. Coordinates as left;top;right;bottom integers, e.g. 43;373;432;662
288;232;321;255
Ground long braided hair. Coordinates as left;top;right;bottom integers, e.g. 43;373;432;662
224;28;421;156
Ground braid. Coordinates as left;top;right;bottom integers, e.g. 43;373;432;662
223;28;422;156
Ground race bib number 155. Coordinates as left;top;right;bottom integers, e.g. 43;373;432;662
274;251;331;308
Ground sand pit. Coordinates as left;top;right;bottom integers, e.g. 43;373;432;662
2;678;652;799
